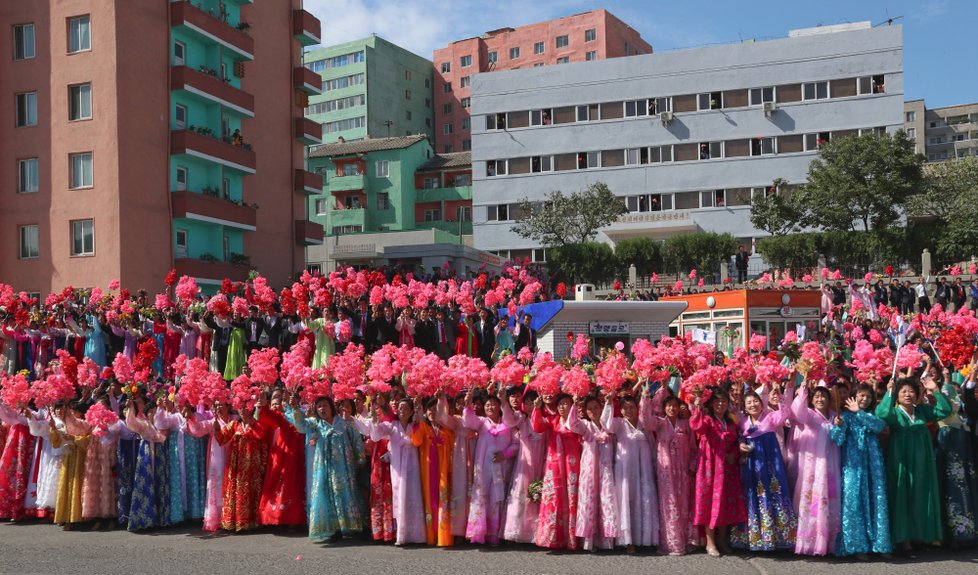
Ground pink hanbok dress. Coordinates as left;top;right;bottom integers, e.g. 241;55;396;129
690;406;746;529
461;408;516;544
501;403;547;543
186;411;227;532
568;404;619;550
357;418;426;545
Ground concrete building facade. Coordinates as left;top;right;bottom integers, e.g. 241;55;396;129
1;0;324;295
468;23;905;261
432;9;651;154
304;35;434;144
904;99;978;161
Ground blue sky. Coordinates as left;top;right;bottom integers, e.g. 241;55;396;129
306;0;976;108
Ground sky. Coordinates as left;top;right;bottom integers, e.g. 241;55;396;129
304;0;977;108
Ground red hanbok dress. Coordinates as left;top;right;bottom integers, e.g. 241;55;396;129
257;407;306;525
216;419;267;531
690;407;746;528
0;406;36;520
531;407;582;550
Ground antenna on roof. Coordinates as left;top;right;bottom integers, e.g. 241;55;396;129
874;9;904;27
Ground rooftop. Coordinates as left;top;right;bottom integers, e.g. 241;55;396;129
419;152;472;171
308;134;427;158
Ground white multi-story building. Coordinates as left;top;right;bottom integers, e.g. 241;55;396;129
469;22;905;262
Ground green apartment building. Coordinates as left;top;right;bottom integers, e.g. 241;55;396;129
306;135;476;273
304;35;434;143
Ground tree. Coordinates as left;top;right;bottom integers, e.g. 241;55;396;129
749;178;804;236
613;237;662;279
547;242;617;285
510;182;627;248
801;130;924;232
908;156;978;222
662;232;740;279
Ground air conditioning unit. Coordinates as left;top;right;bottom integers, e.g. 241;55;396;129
763;101;778;116
659;110;674;125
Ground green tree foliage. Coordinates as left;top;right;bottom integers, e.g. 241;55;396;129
547;242;617;285
613;237;662;278
662;232;739;278
749;178;804;237
908;156;978;222
510;182;627;247
801;130;924;232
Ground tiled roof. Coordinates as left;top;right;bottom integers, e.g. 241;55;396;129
419;152;472;171
308;134;427;158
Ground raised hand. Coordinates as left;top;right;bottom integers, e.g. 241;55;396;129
844;397;860;413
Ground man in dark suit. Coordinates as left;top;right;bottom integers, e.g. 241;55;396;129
935;277;950;310
414;307;435;353
259;304;285;351
433;308;455;360
475;308;496;365
353;299;372;349
951;277;967;312
373;305;398;348
204;311;232;373
245;306;266;353
734;245;750;284
889;279;902;312
513;313;537;353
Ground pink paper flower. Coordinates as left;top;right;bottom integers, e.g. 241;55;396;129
570;334;590;361
594;353;627;393
108;279;121;291
247;347;280;386
562;366;592;397
85;403;120;437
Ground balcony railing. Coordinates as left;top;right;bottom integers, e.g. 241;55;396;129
293;66;322;96
415;185;472;203
293;9;321;47
171;190;257;231
294;117;323;145
295;219;324;245
171;129;256;174
174;257;250;282
295;169;324;195
328;174;364;192
171;66;254;117
171;1;254;61
328;208;366;228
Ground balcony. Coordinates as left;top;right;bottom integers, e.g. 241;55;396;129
171;190;257;231
174;257;250;283
171;66;254;117
329;208;366;229
295;117;322;145
293;9;321;47
294;66;322;96
328;174;364;192
295;219;325;246
415;185;472;203
295;169;323;196
171;1;254;61
171;129;256;174
426;220;473;236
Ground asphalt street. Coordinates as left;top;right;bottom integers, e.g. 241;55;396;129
2;522;977;575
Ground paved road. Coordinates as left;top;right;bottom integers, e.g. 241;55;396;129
2;522;977;575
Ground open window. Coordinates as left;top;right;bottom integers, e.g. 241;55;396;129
750;137;775;156
697;92;723;111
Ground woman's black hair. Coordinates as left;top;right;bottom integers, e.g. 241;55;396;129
853;384;877;409
619;394;638;408
809;385;833;410
313;395;336;417
422;397;438;412
743;390;762;405
555;393;573;404
704;387;733;423
663;395;681;410
894;377;919;398
485;395;502;407
521;389;539;404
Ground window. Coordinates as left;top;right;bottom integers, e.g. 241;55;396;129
341;163;362;176
443;123;453;135
460;76;471;88
70;219;95;256
323;116;365;133
509;47;520;60
529;109;552;125
585;51;597;61
314;199;328;215
699;142;722;160
68;15;91;53
576;104;599;122
424;208;441;222
857;74;885;94
377;192;390;210
13;24;35;60
68;84;93;121
70;152;93;189
460;97;470;109
555;35;568;49
461;118;471;130
175;166;188;191
15;92;37;127
221;177;231;199
697;92;723;110
17;158;38;193
443;103;453;114
750;137;775;156
625;147;649;165
802;81;829;100
534;42;545;55
556;57;569;64
486;160;507;176
375;160;389;178
577;151;599;169
585;28;596;42
322;73;364;91
19;225;39;259
456;206;472;222
488;51;497;64
905;110;916;122
624;42;630;55
404;89;411;100
749;87;775;106
441;62;450;73
460;55;472;67
530;155;553;172
343;196;362;209
405;110;412;121
175;104;187;129
444;144;453;153
422;177;439;189
454;174;471;185
174;41;185;65
175;229;188;258
907;127;916;140
443;82;452;93
804;132;831;151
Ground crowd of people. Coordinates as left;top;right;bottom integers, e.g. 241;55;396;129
0;262;976;563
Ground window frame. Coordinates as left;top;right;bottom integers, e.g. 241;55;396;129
13;23;36;60
175;104;187;129
442;122;453;135
749;87;775;106
534;41;545;55
374;160;390;178
15;91;38;127
19;224;39;260
67;14;92;54
175;229;189;258
68;83;93;121
509;47;520;60
70;219;95;257
377;192;391;210
460;76;471;88
17;158;39;194
174;41;186;65
802;81;829;101
460;55;472;67
175;166;188;191
69;152;94;189
314;198;328;216
585;28;596;42
555;35;569;49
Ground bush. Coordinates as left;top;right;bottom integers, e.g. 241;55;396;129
662;232;739;280
547;242;617;285
614;237;662;278
757;233;820;270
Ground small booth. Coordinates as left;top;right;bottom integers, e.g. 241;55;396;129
505;300;688;359
660;289;822;355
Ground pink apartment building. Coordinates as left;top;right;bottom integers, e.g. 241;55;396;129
433;9;652;153
0;0;323;297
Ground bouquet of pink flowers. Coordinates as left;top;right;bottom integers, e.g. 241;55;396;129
85;402;120;437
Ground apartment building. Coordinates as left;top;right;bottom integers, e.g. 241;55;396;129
304;35;435;144
904;99;978;161
469;22;904;262
1;0;323;295
432;9;651;154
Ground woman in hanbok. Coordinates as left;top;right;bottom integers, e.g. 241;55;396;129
221;316;247;381
355;397;426;545
531;393;582;550
730;385;798;551
568;395;618;551
410;396;454;546
454;316;478;358
215;404;266;532
832;386;891;559
50;402;91;529
82;398;127;528
493;319;514;361
935;370;978;545
501;389;546;543
193;313;212;366
124;397;167;532
257;392;307;528
185;403;231;532
437;393;477;540
83;315;107;368
361;392;396;541
462;388;515;545
287;395;364;541
308;311;335;370
27;407;65;520
876;376;951;556
154;399;187;525
690;388;745;557
395;308;416;349
641;391;696;555
0;401;37;520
